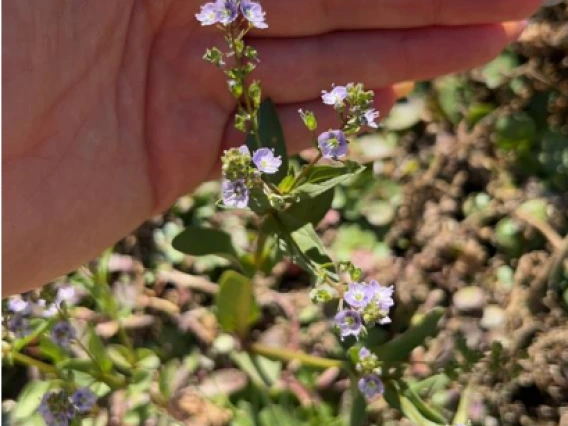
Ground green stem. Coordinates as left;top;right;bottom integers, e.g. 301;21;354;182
254;229;268;271
230;26;261;149
11;351;59;375
289;152;322;192
250;343;344;370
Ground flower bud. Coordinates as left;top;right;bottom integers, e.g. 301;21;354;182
268;193;286;211
298;109;318;131
310;284;338;304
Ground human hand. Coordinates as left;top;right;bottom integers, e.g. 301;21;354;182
2;0;539;294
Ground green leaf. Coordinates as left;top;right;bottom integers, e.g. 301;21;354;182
399;394;445;426
216;270;260;338
230;352;281;387
349;383;368;426
172;226;242;268
88;330;113;374
283;188;334;228
57;358;97;374
481;51;519;89
495;112;537;152
452;383;473;425
466;103;495;126
135;348;160;370
159;359;181;399
38;335;66;363
294;162;365;199
259;406;297;426
402;384;447;424
385;381;445;426
246;98;289;184
13;381;52;420
271;213;332;274
374;308;444;363
435;76;466;124
107;344;133;370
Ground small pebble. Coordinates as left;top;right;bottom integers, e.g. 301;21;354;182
453;286;486;312
481;305;506;330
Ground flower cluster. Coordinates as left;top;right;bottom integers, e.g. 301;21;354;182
39;388;96;426
51;321;76;349
321;83;379;130
307;83;379;160
221;145;282;208
196;0;267;29
4;286;77;348
355;347;384;399
335;280;394;340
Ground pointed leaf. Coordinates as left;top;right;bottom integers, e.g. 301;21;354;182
216;270;260;338
13;381;52;421
172;226;242;268
38;335;66;363
87;330;113;373
294;162;366;199
282;188;334;228
272;213;332;274
246;98;289;184
403;384;447;424
374;308;444;363
452;383;473;425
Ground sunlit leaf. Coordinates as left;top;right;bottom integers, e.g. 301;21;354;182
216;271;260;338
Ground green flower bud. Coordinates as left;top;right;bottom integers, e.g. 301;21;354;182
268;193;286;211
298;109;318;131
310;284;338;304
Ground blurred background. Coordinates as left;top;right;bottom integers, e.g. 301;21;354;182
3;2;568;426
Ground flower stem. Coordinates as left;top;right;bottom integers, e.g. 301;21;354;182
289;152;322;192
11;351;59;375
249;343;344;370
230;25;262;149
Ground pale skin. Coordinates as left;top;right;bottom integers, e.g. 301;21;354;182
2;0;540;295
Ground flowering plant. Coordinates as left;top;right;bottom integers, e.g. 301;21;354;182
2;1;477;425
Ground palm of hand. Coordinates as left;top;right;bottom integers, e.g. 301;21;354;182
2;0;538;291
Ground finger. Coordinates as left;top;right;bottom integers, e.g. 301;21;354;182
252;22;525;104
258;0;539;37
209;83;406;181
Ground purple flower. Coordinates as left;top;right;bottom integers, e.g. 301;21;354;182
344;283;374;309
51;321;75;348
56;285;76;306
238;145;251;156
42;412;71;426
252;148;282;174
318;130;348;159
39;391;75;426
335;309;362;340
7;297;31;315
369;281;394;312
71;388;97;413
362;108;379;128
216;0;238;25
321;86;348;106
222;179;250;208
358;374;384;399
8;315;31;338
195;2;221;25
240;0;268;29
359;347;372;361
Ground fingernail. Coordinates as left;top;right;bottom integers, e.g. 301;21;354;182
393;81;415;99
